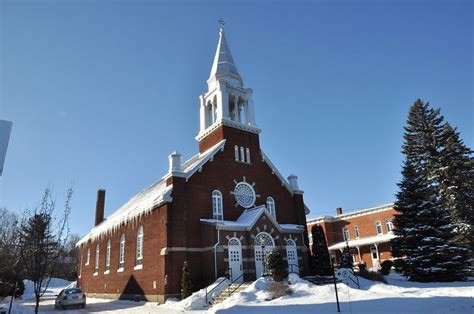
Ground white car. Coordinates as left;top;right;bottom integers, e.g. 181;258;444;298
54;288;86;310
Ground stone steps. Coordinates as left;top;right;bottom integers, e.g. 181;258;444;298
210;283;251;305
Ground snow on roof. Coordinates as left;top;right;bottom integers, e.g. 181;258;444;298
77;140;227;246
328;232;396;251
200;205;305;233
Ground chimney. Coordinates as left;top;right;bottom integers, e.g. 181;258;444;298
95;189;106;226
169;150;182;173
336;207;343;215
287;174;299;191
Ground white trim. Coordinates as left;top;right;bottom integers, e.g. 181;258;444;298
93;272;98;277
117;267;124;273
134;264;143;270
104;270;110;275
160;246;216;255
328;233;396;251
307;203;394;224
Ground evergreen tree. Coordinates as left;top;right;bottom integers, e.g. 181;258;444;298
266;249;287;281
310;225;332;275
391;99;470;282
180;261;192;299
339;243;353;269
437;123;474;256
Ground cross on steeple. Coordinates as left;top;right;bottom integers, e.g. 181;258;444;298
218;18;225;30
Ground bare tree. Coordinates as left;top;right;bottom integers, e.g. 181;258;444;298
18;188;72;314
0;208;22;314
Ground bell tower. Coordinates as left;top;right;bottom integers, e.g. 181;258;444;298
196;20;260;151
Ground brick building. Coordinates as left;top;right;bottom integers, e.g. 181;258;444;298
307;204;396;269
76;24;310;303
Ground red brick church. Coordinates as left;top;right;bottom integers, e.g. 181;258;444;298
76;23;310;303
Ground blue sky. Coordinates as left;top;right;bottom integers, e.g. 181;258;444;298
1;0;472;237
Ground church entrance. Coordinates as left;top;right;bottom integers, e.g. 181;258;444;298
285;239;299;274
254;232;275;278
228;238;243;283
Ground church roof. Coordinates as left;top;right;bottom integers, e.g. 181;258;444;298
76;140;226;246
208;24;241;82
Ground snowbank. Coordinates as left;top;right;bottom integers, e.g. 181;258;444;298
22;278;74;300
162;277;230;310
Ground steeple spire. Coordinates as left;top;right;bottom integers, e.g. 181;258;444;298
208;19;242;86
197;20;259;144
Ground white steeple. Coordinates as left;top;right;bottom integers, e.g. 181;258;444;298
197;20;260;141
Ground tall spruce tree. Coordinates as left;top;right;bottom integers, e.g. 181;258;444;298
311;225;332;275
391;99;470;282
438;123;474;256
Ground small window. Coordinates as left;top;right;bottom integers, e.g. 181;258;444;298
240;146;245;162
212;190;223;220
86;248;90;265
342;227;350;241
266;197;276;219
105;240;111;270
375;221;383;235
245;148;251;163
354;225;360;239
94;245;99;272
119;234;125;268
385;219;394;232
136;226;144;265
234;145;239;161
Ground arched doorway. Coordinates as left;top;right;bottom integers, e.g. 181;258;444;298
286;239;299;274
254;232;275;278
228;238;243;283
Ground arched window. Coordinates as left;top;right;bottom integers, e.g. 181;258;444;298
94;245;99;272
212;190;223;220
105;240;111;271
240;146;245;162
266;197;276;219
234;145;239;161
136;226;144;265
119;234;125;268
245;148;251;163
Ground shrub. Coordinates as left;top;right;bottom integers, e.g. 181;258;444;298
380;260;393;276
357;270;387;283
266;249;287;281
181;261;192;299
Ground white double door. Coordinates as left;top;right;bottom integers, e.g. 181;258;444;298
254;245;274;278
228;240;243;283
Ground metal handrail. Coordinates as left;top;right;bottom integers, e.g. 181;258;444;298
227;272;245;297
205;268;232;304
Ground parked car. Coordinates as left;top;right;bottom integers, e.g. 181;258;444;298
54;288;86;310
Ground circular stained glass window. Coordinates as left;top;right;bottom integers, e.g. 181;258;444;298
234;182;256;208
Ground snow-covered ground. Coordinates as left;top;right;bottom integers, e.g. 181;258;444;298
1;274;472;313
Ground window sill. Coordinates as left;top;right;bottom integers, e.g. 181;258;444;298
104;270;110;275
134;264;143;271
93;272;98;277
117;267;124;273
85;263;89;266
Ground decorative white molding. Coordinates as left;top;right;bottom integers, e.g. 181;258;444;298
307;203;395;224
117;268;124;273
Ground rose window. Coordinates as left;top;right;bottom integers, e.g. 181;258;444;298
234;182;256;208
